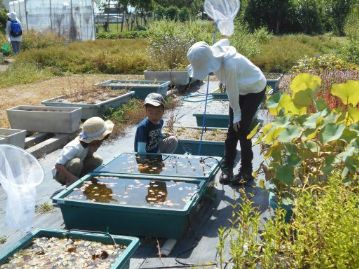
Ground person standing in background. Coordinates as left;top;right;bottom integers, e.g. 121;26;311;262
5;12;23;55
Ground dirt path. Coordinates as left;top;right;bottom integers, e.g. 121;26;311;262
0;74;142;128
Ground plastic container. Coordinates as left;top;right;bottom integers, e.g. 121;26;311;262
53;174;206;238
193;113;229;128
0;229;139;269
96;80;170;99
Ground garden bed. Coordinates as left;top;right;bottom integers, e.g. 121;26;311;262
96;80;170;99
6;105;82;133
42;88;133;120
170;126;227;157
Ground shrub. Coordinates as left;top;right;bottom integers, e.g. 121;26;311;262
218;175;359;268
21;30;64;50
290;54;359;74
96;30;149;39
252;35;343;73
147;20;213;70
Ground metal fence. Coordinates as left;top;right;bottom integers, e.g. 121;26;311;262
9;0;95;41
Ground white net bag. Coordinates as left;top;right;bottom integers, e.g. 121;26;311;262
0;145;44;230
204;0;240;37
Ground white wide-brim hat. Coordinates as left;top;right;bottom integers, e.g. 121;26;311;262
79;117;114;143
187;39;231;81
7;12;17;21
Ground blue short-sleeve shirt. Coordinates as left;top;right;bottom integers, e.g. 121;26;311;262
134;118;164;153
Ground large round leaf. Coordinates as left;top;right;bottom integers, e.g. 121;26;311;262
276;165;294;185
331;80;359;107
290;73;321;94
293;89;314;108
278;125;302;143
320;123;345;144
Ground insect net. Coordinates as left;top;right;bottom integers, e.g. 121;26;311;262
0;145;44;230
204;0;240;37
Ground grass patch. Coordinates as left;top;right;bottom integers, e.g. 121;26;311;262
16;39;150;75
0;236;7;244
0;62;54;88
35;202;54;214
252;34;346;73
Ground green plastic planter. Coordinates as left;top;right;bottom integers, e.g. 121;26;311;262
96;80;170;99
265;73;283;92
211;92;228;100
175;140;224;157
53;174;206;239
193;113;229;128
95;153;221;181
0;229;139;269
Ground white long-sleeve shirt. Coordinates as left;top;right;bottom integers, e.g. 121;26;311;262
5;19;23;42
214;40;266;124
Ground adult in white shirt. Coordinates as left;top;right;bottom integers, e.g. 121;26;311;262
5;12;22;54
187;39;266;186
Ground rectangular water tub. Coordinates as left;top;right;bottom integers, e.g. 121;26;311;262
53;174;206;239
0;229;139;269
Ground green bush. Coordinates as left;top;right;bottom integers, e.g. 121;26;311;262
218;175;359;268
252;35;343;72
21;30;64;50
291;54;359;73
147;20;213;70
96;30;149;39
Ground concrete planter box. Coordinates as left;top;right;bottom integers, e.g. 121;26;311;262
6;105;82;134
96;80;170;99
0;128;26;148
42;91;134;120
144;70;190;86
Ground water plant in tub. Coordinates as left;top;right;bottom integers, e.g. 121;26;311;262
95;153;221;181
0;229;139;269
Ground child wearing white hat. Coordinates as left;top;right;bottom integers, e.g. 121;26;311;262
187;39;266;186
53;117;114;186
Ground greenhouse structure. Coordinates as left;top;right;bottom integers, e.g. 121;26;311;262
7;0;95;41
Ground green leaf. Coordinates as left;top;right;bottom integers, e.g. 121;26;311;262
320;123;345;144
292;89;314;108
305;141;320;153
276;165;294;186
272;115;290;128
290;73;321;94
266;92;281;109
247;123;260;139
314;99;328;111
331;80;359;107
303;111;326;129
341;127;358;143
348;107;359;124
278;125;302;143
